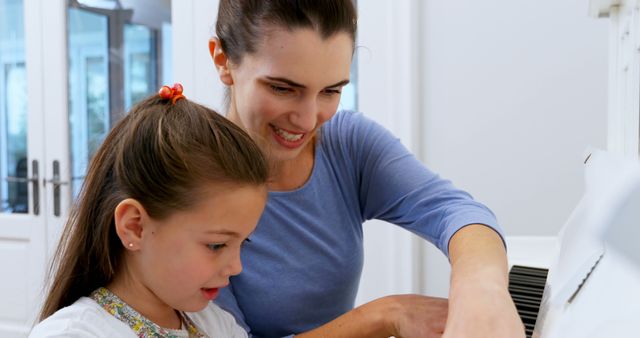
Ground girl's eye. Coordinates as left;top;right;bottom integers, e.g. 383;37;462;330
207;243;226;251
270;85;292;95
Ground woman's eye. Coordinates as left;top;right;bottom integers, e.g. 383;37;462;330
207;243;226;251
270;85;292;95
322;88;342;96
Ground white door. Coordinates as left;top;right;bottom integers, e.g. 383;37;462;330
0;0;68;336
0;0;172;336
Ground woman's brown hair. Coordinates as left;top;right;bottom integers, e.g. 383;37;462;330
38;94;268;320
216;0;357;65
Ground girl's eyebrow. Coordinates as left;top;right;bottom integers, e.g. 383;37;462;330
265;76;350;89
204;229;241;237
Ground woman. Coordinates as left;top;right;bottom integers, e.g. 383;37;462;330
209;1;524;337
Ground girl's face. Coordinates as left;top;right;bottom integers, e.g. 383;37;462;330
135;184;266;313
221;28;353;164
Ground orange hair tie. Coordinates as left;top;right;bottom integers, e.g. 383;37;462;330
158;83;186;104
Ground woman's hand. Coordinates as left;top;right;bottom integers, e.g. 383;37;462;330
445;224;526;338
381;294;448;338
296;294;448;338
443;282;524;338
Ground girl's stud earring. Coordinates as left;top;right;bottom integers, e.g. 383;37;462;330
128;243;134;248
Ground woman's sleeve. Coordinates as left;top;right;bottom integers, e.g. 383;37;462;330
337;112;505;256
215;285;297;338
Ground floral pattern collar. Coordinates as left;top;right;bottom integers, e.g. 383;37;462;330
90;287;208;338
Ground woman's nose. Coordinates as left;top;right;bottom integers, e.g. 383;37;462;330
290;98;318;131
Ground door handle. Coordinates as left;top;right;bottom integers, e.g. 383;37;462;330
4;160;40;215
44;160;69;217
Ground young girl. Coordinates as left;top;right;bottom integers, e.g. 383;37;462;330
29;84;267;337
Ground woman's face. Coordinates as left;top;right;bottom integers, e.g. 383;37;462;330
222;28;353;164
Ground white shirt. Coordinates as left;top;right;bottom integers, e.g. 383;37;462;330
29;297;248;338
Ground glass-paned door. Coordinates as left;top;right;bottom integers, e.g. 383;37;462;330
0;1;172;336
0;0;50;336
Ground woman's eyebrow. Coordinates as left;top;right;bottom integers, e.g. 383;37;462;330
265;76;350;89
265;76;305;88
325;79;350;88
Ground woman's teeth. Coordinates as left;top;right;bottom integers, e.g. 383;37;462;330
274;126;304;141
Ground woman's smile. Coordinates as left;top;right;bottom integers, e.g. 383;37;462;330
270;124;308;149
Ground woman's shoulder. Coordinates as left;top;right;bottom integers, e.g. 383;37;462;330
321;110;397;157
29;297;132;338
187;302;248;338
324;110;390;140
324;109;367;132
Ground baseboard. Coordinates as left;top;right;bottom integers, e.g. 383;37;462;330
505;236;558;269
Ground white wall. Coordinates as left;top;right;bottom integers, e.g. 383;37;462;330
419;0;608;296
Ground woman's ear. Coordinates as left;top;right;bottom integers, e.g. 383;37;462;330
209;38;234;86
114;198;147;250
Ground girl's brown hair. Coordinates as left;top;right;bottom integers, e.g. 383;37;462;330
39;95;268;320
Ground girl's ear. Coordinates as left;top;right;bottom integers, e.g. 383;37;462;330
209;38;234;86
114;198;147;250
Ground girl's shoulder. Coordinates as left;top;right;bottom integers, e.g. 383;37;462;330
28;297;132;338
187;302;248;338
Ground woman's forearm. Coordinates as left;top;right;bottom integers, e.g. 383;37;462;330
445;224;524;338
448;224;509;289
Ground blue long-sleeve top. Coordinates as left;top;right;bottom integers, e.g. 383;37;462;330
215;111;503;337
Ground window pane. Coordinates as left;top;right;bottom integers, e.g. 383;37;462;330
67;1;172;198
0;0;28;214
338;0;358;112
67;7;109;197
124;24;156;111
339;57;358;112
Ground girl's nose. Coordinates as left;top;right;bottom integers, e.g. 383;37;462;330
222;249;243;278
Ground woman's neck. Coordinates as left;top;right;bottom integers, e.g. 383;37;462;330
268;141;315;191
107;267;182;329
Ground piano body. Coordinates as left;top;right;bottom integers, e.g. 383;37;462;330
513;149;640;338
507;2;640;337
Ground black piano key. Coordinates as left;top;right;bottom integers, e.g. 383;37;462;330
508;265;549;338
